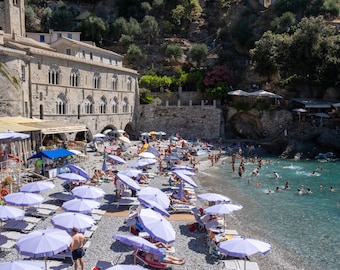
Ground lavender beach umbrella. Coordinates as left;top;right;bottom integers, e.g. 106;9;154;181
108;155;126;164
19;180;55;193
0;260;45;270
138;208;175;244
219;237;271;270
67;164;90;179
62;198;100;213
15;228;72;270
4;192;44;207
57;173;88;183
71;185;105;201
113;234;163;256
51;212;95;233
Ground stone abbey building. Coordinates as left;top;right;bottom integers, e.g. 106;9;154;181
0;0;139;141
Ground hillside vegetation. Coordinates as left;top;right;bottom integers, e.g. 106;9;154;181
25;0;340;102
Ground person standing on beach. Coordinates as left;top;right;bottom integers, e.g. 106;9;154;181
69;227;86;270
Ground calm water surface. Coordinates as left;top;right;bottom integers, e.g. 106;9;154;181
200;158;340;270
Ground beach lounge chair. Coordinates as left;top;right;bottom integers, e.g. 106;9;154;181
0;237;16;251
2;220;36;233
133;249;168;269
169;203;195;213
26;207;53;219
114;197;139;208
222;259;260;270
191;207;206;231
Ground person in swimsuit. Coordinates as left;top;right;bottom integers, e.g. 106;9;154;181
69;227;86;270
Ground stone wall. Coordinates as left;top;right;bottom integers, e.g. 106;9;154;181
138;104;222;140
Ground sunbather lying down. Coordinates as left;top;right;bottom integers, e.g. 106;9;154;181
141;251;185;265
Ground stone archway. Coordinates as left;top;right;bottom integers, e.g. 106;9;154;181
124;122;135;139
101;124;118;134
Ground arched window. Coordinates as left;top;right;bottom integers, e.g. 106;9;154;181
49;66;61;85
85;96;94;114
122;97;129;113
112;75;118;91
56;93;67;115
112;97;118;114
99;96;107;114
93;72;101;89
70;67;80;87
127;76;132;91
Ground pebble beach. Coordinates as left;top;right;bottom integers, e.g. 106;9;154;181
0;140;280;270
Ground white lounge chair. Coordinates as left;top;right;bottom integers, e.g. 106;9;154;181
222;259;260;270
169;203;195;213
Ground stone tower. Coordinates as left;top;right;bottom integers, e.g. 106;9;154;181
0;0;25;36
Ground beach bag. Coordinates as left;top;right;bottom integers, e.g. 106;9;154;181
189;223;196;232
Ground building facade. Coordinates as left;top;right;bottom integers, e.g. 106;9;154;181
0;0;139;140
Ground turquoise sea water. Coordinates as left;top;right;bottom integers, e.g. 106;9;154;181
200;158;340;270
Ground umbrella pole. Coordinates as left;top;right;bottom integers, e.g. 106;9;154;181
45;256;47;270
224;214;226;233
244;256;247;270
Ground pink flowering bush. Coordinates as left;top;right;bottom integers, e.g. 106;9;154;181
203;65;233;100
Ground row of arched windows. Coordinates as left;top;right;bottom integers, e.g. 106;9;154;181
49;67;133;91
56;93;129;115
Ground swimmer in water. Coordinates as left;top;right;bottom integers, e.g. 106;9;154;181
330;186;335;192
297;189;303;195
276;186;282;192
284;181;290;190
306;188;312;195
267;189;273;194
273;172;279;179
